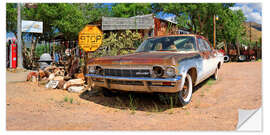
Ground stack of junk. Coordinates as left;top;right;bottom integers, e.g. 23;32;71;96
26;53;87;93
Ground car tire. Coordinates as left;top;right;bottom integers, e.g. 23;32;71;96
212;68;219;80
224;55;230;63
178;73;193;106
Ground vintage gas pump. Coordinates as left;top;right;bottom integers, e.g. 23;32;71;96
10;38;17;68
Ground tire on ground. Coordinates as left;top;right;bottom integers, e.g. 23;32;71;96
178;73;193;106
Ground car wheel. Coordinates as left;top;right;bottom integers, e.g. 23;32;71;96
224;55;230;63
212;68;219;80
178;73;193;106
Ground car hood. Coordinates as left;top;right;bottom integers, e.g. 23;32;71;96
88;51;199;66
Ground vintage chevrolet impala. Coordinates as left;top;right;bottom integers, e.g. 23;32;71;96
86;34;224;106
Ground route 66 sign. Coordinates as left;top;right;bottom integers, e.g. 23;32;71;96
78;25;103;52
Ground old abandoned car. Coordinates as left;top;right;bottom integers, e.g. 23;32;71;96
86;35;224;106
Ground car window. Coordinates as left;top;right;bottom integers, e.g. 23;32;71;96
198;38;207;52
136;36;197;52
202;40;212;51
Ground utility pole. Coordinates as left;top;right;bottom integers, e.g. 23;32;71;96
17;3;24;68
213;15;216;49
250;22;252;46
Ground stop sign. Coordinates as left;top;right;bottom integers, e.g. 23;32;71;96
78;25;103;52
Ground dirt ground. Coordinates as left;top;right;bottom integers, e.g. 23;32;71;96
6;62;262;130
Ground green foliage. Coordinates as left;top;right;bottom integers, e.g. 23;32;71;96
218;9;246;44
111;3;152;17
64;96;68;102
35;44;63;58
69;98;73;104
170;96;173;109
6;3;17;34
152;3;246;45
53;4;87;40
129;94;137;111
93;30;142;57
206;78;215;86
7;3;110;41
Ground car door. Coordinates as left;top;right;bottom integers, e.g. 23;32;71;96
202;39;217;75
197;37;211;81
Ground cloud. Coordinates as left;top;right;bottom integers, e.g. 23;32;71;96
247;3;262;11
230;3;262;24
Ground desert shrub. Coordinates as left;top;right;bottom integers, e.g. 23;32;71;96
92;30;143;57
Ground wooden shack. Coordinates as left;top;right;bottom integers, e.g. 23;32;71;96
101;14;189;38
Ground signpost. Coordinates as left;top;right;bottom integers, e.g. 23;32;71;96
78;25;103;75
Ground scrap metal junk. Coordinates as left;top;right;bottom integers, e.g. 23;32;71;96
38;53;53;69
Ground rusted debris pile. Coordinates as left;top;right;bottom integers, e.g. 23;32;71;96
26;55;88;93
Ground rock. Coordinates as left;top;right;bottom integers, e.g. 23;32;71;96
64;76;72;81
54;69;65;76
38;70;46;78
57;80;66;89
45;80;59;89
63;79;84;90
53;76;64;81
32;76;38;82
26;72;38;81
48;73;55;81
74;73;85;80
67;86;84;93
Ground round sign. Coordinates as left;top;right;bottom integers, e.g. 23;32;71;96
78;25;103;52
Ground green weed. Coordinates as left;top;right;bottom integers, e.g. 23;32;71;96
64;96;68;102
129;94;136;111
170;96;174;109
69;98;73;104
206;79;215;86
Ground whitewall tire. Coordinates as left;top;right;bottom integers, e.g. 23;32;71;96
178;73;193;106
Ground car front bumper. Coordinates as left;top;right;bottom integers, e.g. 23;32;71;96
86;74;182;93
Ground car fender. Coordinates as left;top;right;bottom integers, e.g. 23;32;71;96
177;56;202;90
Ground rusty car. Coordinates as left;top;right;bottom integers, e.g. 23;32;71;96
86;34;224;106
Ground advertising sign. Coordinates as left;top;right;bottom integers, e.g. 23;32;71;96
22;20;43;33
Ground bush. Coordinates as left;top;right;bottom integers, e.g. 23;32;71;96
93;30;143;57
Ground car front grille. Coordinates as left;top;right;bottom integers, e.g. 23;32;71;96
104;69;151;78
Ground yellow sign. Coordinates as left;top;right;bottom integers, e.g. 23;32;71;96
78;25;103;52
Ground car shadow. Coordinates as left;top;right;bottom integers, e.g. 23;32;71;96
193;77;213;93
79;77;215;112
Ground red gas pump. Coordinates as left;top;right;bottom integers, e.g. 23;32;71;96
10;38;17;68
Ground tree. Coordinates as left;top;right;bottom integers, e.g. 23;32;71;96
6;3;17;36
77;3;111;23
111;3;152;17
217;9;246;45
152;3;246;46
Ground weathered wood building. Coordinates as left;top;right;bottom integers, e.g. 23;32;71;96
101;14;190;38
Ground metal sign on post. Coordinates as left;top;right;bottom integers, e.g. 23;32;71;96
22;20;43;33
78;25;103;52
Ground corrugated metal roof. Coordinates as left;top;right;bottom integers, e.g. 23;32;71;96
102;14;154;30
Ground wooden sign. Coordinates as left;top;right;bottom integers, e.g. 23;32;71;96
78;25;102;52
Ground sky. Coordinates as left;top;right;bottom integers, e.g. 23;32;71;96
230;3;262;24
162;3;262;24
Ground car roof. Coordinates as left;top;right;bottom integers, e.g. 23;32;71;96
148;34;199;39
148;34;209;41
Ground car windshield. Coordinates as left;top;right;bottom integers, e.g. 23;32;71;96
136;36;197;52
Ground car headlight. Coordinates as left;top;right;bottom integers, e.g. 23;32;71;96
152;66;164;78
88;66;96;74
165;67;176;77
